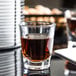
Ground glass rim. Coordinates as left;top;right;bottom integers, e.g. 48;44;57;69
20;21;56;27
65;10;76;18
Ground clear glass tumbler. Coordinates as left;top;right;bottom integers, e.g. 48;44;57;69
65;10;76;75
20;21;55;70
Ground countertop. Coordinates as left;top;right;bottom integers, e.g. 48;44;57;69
24;59;65;76
51;59;65;76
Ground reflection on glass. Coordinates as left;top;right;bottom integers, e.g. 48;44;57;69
24;67;51;76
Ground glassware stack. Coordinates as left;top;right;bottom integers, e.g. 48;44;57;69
0;48;23;76
0;0;24;49
0;0;15;48
0;0;24;76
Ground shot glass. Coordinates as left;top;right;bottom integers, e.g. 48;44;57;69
20;21;55;70
65;10;76;75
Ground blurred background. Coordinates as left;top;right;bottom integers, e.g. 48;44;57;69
25;0;76;9
23;0;76;50
23;1;76;75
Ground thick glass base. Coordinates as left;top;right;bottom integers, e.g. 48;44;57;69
24;67;51;76
23;57;51;70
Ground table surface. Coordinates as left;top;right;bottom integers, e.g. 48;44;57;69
51;59;76;76
24;58;76;76
51;59;65;76
24;59;65;76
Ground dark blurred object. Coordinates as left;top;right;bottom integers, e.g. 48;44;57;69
25;0;76;9
54;25;68;50
62;0;76;8
25;0;62;9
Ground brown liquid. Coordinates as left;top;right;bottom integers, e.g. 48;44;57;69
21;34;50;62
65;60;76;71
67;18;76;37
